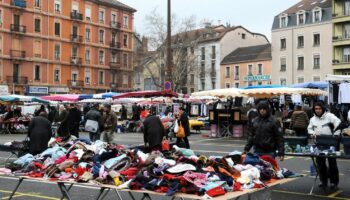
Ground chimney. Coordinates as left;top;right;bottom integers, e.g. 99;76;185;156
142;36;148;52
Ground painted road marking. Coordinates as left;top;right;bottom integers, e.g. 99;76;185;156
1;194;25;199
0;189;59;200
273;189;350;200
328;190;343;198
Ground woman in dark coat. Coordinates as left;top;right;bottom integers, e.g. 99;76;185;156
57;105;70;137
28;112;52;155
176;107;191;149
143;111;165;152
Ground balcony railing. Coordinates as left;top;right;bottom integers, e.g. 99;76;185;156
332;11;350;18
110;61;121;69
110;82;118;88
67;80;84;87
71;56;82;65
110;42;121;49
7;76;28;84
10;50;26;58
110;21;122;29
10;24;26;33
70;34;83;43
333;34;350;41
70;11;83;20
11;0;26;8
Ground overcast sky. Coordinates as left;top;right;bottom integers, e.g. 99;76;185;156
118;0;300;41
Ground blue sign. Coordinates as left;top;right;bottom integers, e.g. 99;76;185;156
164;82;172;90
27;86;49;94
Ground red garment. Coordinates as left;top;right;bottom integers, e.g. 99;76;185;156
260;155;280;171
120;167;138;178
155;186;168;193
75;166;87;177
233;182;241;191
207;186;226;197
254;183;264;188
55;156;67;164
161;174;177;180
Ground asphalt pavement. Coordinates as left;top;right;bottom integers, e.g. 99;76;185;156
0;131;349;200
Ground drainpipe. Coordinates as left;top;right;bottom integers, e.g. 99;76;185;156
47;0;50;90
291;27;294;84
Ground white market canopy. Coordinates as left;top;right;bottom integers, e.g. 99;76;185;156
325;74;350;83
241;87;327;98
191;88;246;98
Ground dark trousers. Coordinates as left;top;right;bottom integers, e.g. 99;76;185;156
316;157;339;185
89;131;100;142
176;136;190;149
69;126;79;138
292;127;307;137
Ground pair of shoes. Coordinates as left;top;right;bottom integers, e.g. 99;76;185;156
330;183;338;190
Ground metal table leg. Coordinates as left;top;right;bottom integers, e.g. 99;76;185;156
310;156;320;195
127;191;136;200
140;193;152;200
57;182;73;200
60;183;74;200
9;177;24;200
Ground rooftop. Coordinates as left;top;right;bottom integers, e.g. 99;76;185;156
221;44;271;65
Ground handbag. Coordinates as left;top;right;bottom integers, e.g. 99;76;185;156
174;120;179;133
85;119;99;133
162;137;170;151
176;122;185;138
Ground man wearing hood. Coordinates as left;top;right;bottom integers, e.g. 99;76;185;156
290;105;309;136
243;102;284;161
307;101;341;189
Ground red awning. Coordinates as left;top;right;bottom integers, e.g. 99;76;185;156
112;90;178;99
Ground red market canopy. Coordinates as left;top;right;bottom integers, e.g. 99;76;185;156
41;94;80;102
112;90;178;99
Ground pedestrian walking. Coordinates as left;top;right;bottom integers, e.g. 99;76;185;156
57;105;70;137
85;104;103;142
176;107;191;149
68;104;82;138
102;104;118;143
143;110;165;152
28;112;52;155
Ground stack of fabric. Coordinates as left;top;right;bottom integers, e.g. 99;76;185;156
0;140;300;198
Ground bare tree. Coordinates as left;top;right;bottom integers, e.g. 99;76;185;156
144;8;200;93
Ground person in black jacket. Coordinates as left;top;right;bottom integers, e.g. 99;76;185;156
176;107;191;149
48;106;58;123
57;105;70;137
243;102;284;161
28;112;52;155
85;104;103;142
68;104;82;138
143;110;165;152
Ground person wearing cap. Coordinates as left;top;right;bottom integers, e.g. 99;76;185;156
243;102;284;161
143;109;166;152
177;107;191;149
307;101;341;189
85;104;103;142
102;104;118;143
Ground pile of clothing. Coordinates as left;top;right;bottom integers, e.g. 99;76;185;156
0;140;300;198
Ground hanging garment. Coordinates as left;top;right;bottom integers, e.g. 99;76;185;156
291;94;302;104
338;83;350;104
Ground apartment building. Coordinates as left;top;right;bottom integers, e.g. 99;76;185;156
0;0;135;95
220;44;272;88
271;0;332;86
332;0;350;75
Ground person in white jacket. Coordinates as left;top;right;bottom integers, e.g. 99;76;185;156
307;102;341;189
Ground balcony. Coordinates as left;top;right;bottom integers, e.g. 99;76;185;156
333;34;350;46
70;56;82;65
110;42;121;49
110;21;122;29
110;82;118;89
70;11;83;21
110;61;121;69
332;58;350;70
67;80;84;87
7;76;28;84
210;71;216;78
10;24;26;33
70;35;83;43
200;71;205;79
10;50;26;59
11;0;26;8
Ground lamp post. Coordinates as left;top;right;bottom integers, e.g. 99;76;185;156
165;0;173;88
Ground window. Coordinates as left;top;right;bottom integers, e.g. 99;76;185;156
123;54;128;67
225;83;231;88
313;33;320;46
54;44;60;59
314;10;321;22
235;82;239;88
54;0;61;13
280;57;286;71
112;13;117;24
313;54;320;69
85;28;90;41
297;56;304;70
0;10;2;25
211;46;216;59
85;49;90;62
85;7;91;21
190;47;194;54
98;50;104;64
34;0;40;8
248;64;253;75
112;53;117;62
258;81;262;85
72;73;78;82
123;16;128;28
85;70;90;85
99;30;104;43
298;13;304;25
34;65;40;80
212;81;216;89
35;18;41;32
343;47;350;62
190;74;194;84
242;33;246;39
225;66;230;78
99;71;104;84
34;40;42;57
54;69;60;82
297;36;304;48
280;16;287;28
99;10;104;23
190;88;194;93
313;76;321;82
54;22;60;36
201;47;205;60
280;78;286;86
201;81;205;90
297;77;304;83
0;35;2;54
235;66;239;80
280;38;286;50
123;34;128;47
257;64;263;75
345;1;350;16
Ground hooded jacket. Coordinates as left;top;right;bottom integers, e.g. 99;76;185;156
308;102;341;136
244;103;284;156
290;110;309;129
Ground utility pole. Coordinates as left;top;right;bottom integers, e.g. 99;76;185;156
166;0;173;88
